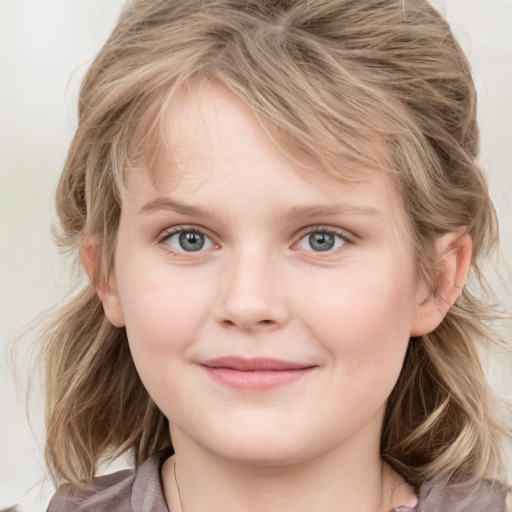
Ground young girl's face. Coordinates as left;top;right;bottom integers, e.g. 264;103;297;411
101;82;430;466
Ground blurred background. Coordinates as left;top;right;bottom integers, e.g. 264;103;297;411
1;1;511;510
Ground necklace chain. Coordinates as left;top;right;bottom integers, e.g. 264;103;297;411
173;460;186;512
171;459;403;512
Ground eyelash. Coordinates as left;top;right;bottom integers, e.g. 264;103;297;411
158;226;217;257
294;226;350;254
157;225;351;257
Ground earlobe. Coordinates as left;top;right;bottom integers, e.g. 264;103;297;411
79;235;126;328
410;232;472;337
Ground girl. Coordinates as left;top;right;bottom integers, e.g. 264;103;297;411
39;0;510;510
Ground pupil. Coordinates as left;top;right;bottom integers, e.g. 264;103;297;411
179;232;205;251
309;232;334;252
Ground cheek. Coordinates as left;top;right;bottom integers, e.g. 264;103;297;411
116;272;212;418
116;267;213;369
296;261;415;370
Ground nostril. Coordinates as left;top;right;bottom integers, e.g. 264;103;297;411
221;318;276;330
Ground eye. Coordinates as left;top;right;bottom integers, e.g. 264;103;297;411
161;229;216;253
296;229;347;252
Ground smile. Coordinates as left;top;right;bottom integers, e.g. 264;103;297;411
199;357;316;391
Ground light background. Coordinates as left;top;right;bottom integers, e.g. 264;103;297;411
1;1;511;510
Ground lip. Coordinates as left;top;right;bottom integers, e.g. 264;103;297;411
199;357;316;391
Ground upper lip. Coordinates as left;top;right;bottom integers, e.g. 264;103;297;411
200;357;314;371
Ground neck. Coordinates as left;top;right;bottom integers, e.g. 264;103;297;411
162;428;415;512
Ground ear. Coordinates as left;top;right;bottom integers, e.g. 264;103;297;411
410;231;472;337
79;235;126;328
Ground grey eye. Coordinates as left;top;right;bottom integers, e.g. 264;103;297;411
165;230;214;252
179;232;205;251
297;231;346;252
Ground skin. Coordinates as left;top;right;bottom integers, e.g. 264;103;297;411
86;82;471;512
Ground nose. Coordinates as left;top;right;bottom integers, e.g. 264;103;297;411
215;248;289;332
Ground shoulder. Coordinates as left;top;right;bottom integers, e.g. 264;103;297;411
417;473;510;512
47;469;135;512
47;449;172;512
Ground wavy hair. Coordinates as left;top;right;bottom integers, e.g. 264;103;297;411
35;0;510;489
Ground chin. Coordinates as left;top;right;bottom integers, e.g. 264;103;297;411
197;428;318;468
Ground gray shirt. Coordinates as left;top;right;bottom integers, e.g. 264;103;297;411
47;449;508;512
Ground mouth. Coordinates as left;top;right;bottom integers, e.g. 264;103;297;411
199;357;316;391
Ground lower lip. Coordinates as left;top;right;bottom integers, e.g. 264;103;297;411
201;366;314;391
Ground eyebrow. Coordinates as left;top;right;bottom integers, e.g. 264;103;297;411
138;197;382;220
138;197;210;217
284;204;382;220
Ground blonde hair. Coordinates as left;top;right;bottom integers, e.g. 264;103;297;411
37;0;509;489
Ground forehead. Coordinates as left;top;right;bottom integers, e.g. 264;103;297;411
125;81;408;232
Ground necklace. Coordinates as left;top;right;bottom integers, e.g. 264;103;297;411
173;460;186;512
171;459;409;512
